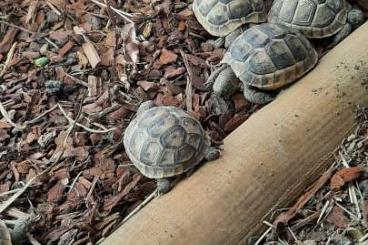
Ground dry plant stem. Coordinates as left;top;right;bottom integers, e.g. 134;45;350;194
89;0;134;24
0;21;35;34
45;0;62;16
0;100;25;131
57;103;115;133
180;50;193;113
255;226;272;245
86;176;99;201
27;104;58;125
121;190;157;224
0;42;17;78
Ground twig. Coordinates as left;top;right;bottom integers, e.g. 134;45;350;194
0;100;26;131
86;176;98;201
44;37;59;49
45;0;62;16
316;200;330;224
121;190;157;224
89;0;134;24
0;42;17;78
0;20;35;34
180;50;193;113
254;222;273;245
67;171;83;194
27;104;58;125
57;103;115;133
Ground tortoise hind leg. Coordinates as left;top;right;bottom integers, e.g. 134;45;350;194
331;7;364;47
243;85;275;104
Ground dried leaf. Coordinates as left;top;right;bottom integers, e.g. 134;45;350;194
159;49;178;65
330;167;365;190
164;66;186;79
0;28;19;53
138;81;159;91
273;168;333;230
47;182;66;203
326;206;348;228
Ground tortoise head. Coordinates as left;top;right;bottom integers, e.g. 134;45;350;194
137;100;155;116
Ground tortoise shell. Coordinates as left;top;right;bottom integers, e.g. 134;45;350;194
123;106;211;179
192;0;266;37
268;0;348;38
222;23;318;90
0;220;11;245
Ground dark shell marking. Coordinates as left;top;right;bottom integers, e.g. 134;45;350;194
124;106;210;179
222;23;318;90
193;0;266;36
268;0;348;38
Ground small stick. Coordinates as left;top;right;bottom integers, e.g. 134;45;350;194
0;21;35;34
180;49;193;114
254;225;272;245
27;104;58;125
45;0;62;16
316;200;330;224
57;103;115;133
121;190;157;224
0;100;25;131
89;0;134;24
0;42;17;79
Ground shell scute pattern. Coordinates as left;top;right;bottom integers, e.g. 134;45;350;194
124;106;210;178
223;23;318;90
292;0;317;26
268;0;347;38
146;112;179;137
312;4;335;27
140;141;161;165
284;35;308;62
160;125;187;149
193;0;266;36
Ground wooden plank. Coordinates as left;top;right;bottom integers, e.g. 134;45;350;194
103;22;368;245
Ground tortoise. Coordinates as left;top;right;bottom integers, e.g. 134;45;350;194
206;23;319;104
123;101;220;194
192;0;267;47
268;0;365;45
0;220;12;245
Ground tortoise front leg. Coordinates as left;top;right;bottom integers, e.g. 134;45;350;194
157;178;171;195
243;85;275;105
206;64;241;98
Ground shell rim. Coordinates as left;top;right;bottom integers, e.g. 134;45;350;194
192;0;267;37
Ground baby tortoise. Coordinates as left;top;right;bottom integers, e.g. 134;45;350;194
268;0;365;46
123;101;220;194
192;0;267;47
206;23;319;104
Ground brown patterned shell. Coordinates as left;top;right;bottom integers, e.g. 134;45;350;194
268;0;348;38
222;23;318;90
0;220;12;245
123;106;211;179
193;0;266;37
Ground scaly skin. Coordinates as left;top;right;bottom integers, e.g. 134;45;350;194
331;7;365;47
206;64;275;104
205;64;241;98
